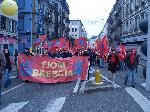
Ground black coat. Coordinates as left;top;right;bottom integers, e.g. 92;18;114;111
125;54;138;70
4;53;12;71
107;54;119;73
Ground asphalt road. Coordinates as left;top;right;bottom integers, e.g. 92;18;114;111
0;64;149;112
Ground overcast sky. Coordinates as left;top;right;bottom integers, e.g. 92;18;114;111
66;0;116;38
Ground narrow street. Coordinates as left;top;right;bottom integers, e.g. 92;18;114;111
0;0;150;112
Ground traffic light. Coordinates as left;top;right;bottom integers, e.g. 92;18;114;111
139;19;148;34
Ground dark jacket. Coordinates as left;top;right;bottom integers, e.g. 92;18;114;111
4;52;12;71
107;53;119;73
0;52;6;79
125;53;138;69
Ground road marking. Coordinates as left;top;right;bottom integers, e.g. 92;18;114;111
0;101;29;112
140;82;146;88
9;75;17;79
79;81;86;94
1;83;25;95
43;97;66;112
90;67;121;88
126;87;150;112
73;78;81;93
90;67;95;72
101;75;121;88
89;71;94;74
89;77;95;81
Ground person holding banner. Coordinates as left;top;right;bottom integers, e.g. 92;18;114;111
24;48;33;56
24;48;33;83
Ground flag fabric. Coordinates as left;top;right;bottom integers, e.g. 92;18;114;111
98;35;108;56
74;37;87;49
62;40;69;50
33;37;41;47
33;35;47;47
48;40;56;51
43;41;48;48
53;39;60;49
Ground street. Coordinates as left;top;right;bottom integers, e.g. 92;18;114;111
0;63;149;112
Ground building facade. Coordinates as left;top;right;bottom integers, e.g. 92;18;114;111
69;20;87;39
121;0;150;44
0;0;18;55
106;0;122;48
53;0;70;39
106;0;150;47
18;0;70;52
18;0;38;52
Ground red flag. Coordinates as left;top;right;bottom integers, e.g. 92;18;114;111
62;40;69;50
99;35;108;56
33;35;47;47
43;41;48;48
74;37;87;49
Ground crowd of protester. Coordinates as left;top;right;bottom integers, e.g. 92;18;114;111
0;46;141;105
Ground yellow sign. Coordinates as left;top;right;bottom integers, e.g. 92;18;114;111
0;0;18;16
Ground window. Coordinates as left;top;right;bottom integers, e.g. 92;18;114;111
18;0;25;9
145;11;148;18
72;22;74;25
75;28;77;32
6;18;11;32
72;28;74;32
18;18;24;30
141;13;144;20
1;16;7;30
12;20;16;33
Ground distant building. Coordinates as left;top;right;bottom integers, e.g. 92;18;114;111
106;0;122;48
69;20;87;39
0;0;18;55
89;36;97;48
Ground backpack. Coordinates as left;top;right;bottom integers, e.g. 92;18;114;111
130;54;135;65
110;54;116;63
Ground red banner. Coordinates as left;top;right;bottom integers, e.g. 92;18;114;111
18;54;89;83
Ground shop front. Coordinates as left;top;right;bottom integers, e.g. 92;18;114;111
0;35;17;55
